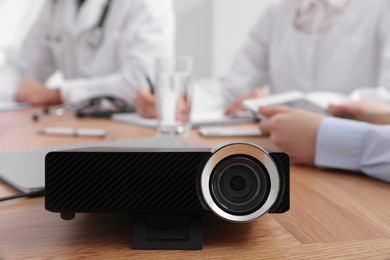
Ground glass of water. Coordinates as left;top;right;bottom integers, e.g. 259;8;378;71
155;56;194;135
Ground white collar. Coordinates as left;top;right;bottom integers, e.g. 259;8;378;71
300;0;349;11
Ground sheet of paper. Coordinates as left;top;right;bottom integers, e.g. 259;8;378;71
0;101;32;111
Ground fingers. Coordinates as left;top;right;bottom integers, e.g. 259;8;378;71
258;118;271;135
136;99;157;118
327;104;359;119
14;80;33;103
139;88;154;101
327;104;345;115
224;100;242;116
252;88;269;98
176;94;190;122
14;79;60;105
258;105;291;118
225;89;268;116
134;88;157;118
258;106;292;134
14;91;26;103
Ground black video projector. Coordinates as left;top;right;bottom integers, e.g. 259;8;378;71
45;142;289;250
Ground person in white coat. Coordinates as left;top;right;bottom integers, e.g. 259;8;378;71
0;0;174;107
223;0;390;116
258;101;390;183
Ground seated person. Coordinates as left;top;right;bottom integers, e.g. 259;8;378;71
0;0;174;109
258;101;390;183
222;0;390;116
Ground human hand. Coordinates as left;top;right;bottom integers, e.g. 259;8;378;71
176;92;192;123
327;101;390;125
225;88;268;116
133;88;157;118
258;106;325;165
14;79;62;105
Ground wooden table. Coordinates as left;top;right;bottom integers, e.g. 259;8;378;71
1;108;390;259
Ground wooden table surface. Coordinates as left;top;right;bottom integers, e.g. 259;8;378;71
1;108;390;259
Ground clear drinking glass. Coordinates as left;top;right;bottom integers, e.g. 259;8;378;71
155;56;194;135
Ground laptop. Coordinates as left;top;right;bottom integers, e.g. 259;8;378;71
0;136;202;193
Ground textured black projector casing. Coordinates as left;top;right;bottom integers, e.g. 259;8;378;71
45;147;289;219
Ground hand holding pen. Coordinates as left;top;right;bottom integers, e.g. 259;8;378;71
133;76;157;118
146;76;155;95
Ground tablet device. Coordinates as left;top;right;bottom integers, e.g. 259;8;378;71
242;91;327;119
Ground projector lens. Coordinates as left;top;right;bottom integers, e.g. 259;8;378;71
210;155;270;215
230;176;245;191
200;142;280;222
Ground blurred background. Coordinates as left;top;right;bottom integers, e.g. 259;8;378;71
0;0;269;79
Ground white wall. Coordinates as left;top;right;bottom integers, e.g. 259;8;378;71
212;0;269;78
173;0;213;79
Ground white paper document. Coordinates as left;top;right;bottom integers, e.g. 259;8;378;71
0;101;31;111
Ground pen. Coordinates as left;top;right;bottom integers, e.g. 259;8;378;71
37;127;106;137
146;76;155;94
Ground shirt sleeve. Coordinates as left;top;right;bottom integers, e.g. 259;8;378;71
59;0;175;104
315;117;390;183
0;0;56;99
218;3;272;108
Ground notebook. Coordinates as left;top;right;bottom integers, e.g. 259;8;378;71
0;136;202;193
112;110;257;128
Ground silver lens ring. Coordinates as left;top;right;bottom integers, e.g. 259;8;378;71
201;142;280;223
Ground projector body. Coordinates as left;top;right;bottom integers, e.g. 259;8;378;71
45;142;289;249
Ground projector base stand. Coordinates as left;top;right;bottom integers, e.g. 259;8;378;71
133;215;203;250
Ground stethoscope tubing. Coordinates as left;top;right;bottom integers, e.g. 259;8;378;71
45;0;112;48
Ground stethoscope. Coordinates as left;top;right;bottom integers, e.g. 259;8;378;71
45;0;113;48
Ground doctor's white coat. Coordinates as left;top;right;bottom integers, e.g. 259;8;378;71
221;0;390;105
0;0;174;104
